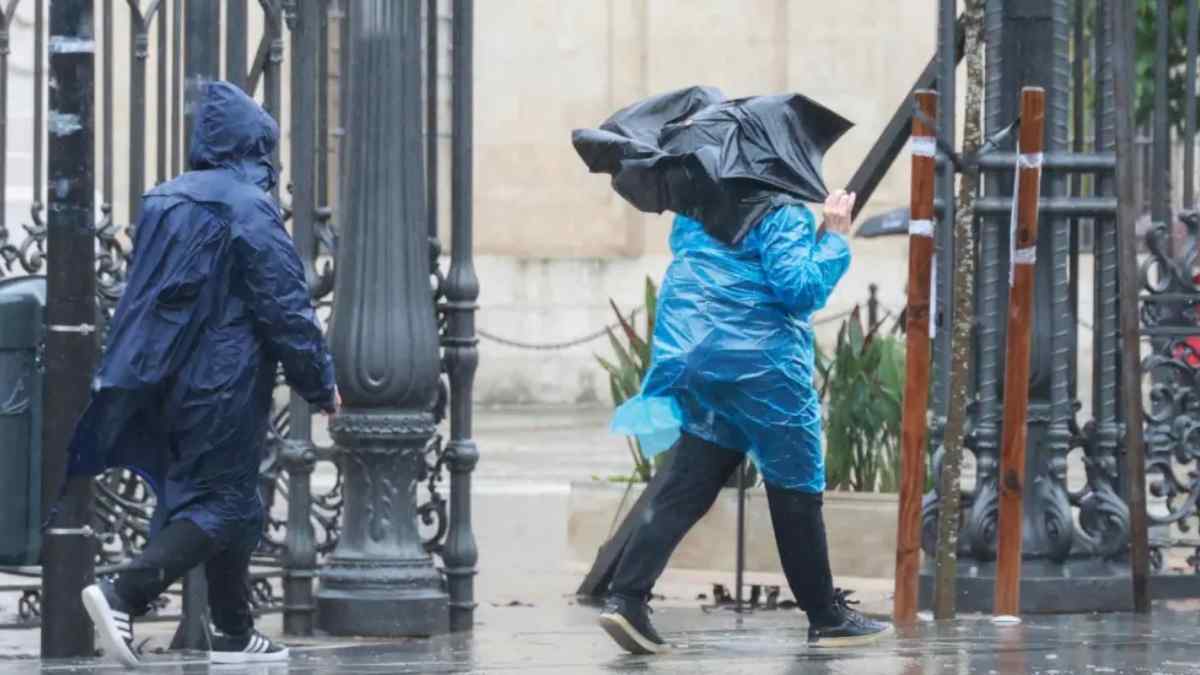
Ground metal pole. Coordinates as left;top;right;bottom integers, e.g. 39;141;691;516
317;2;330;206
1111;0;1151;615
868;283;879;329
171;0;221;650
33;0;43;231
262;0;283;200
156;0;166;182
127;1;159;228
1153;0;1170;231
994;87;1047;618
1069;0;1085;410
443;0;480;633
1187;0;1198;210
320;0;448;637
734;459;746;613
1092;0;1125;514
0;4;10;238
932;0;956;436
893;90;937;626
182;0;218;164
170;0;181;175
41;0;97;659
282;0;321;637
103;0;113;216
426;0;439;240
226;0;248;89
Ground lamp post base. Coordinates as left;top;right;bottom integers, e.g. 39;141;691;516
918;559;1134;614
318;558;448;636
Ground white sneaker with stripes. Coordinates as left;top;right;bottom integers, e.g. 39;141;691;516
209;627;289;664
81;583;140;668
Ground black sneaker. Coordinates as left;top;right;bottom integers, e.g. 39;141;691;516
209;627;290;664
807;588;894;648
598;595;668;655
81;582;139;668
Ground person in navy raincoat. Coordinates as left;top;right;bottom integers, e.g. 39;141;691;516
574;88;891;654
73;81;335;666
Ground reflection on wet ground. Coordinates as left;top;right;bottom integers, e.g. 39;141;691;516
10;604;1200;674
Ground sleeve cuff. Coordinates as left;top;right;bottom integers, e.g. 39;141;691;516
821;230;850;252
314;392;337;414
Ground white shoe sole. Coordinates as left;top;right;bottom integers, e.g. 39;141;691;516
210;647;290;664
598;612;668;656
809;623;895;648
81;585;139;669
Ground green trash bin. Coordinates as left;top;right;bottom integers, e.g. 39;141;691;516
0;276;45;566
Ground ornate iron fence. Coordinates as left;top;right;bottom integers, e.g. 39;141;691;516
0;0;461;633
910;0;1200;611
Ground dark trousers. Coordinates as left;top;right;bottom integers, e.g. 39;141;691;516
609;432;836;616
113;519;256;636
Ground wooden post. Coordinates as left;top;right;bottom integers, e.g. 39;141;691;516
894;90;938;624
1110;0;1151;614
993;87;1046;617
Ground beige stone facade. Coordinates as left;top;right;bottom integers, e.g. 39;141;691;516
474;0;941;259
470;0;943;405
4;1;949;406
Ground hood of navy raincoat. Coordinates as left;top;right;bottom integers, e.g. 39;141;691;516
188;81;279;192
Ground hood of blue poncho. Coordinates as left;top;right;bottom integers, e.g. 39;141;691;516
188;80;278;191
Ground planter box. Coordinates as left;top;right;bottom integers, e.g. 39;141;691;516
567;480;898;580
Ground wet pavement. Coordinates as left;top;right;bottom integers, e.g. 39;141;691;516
4;603;1200;674
4;408;1199;672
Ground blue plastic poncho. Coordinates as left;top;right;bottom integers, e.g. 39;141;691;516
67;81;336;544
613;203;850;493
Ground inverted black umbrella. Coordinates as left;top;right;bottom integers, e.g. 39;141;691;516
572;86;854;246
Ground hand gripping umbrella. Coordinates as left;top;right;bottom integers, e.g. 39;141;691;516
572;86;854;245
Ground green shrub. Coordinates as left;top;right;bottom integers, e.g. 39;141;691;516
596;277;662;483
816;306;906;493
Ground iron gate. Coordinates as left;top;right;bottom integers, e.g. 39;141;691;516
0;0;467;636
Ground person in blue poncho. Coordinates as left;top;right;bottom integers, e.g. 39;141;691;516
574;88;892;654
72;81;336;666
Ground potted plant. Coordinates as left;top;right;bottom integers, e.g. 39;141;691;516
805;305;908;578
816;305;906;493
570;294;910;580
594;276;663;483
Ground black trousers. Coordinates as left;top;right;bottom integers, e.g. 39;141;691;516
609;432;836;616
112;519;256;636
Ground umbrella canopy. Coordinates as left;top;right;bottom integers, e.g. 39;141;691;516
572;86;853;246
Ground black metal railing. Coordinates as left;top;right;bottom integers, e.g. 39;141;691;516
910;0;1200;602
0;0;476;636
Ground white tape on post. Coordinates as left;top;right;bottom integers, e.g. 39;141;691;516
1009;144;1021;286
1017;152;1044;169
1008;147;1044;284
909;219;935;238
909;136;937;158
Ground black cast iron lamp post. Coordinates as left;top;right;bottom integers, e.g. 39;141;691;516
317;0;448;637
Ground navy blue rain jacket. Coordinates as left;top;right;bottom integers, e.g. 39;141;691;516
67;81;337;544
